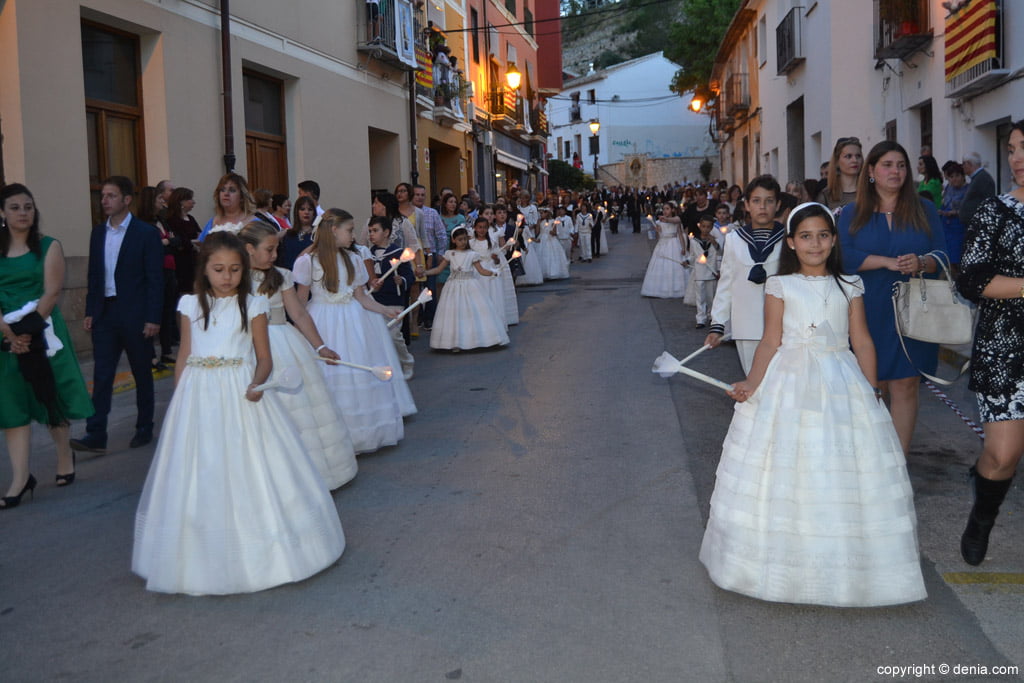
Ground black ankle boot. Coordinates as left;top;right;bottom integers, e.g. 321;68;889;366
960;465;1013;566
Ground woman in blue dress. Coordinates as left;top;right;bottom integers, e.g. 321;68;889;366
838;140;946;456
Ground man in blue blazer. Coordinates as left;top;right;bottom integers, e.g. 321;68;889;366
71;176;163;452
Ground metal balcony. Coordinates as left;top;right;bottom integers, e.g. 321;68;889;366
776;7;805;75
875;0;932;60
725;73;749;116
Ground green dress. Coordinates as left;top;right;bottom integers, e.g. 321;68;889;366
0;236;93;428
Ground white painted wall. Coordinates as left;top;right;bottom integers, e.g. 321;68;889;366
547;52;716;170
720;0;1024;189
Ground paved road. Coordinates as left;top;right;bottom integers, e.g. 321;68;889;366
1;229;1021;682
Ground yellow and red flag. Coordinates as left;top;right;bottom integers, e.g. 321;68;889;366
945;0;998;82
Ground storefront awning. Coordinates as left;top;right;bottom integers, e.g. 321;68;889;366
495;149;529;171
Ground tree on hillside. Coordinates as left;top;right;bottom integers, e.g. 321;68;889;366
665;0;741;95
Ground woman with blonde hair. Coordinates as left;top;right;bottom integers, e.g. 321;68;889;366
818;137;863;212
198;172;256;240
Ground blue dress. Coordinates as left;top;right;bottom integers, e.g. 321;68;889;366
837;201;946;380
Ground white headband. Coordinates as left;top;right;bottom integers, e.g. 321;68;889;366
786;201;835;235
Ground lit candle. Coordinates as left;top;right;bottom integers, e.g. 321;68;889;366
698;253;707;264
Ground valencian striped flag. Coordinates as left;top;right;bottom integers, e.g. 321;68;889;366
504;87;517;116
415;46;433;89
945;0;998;82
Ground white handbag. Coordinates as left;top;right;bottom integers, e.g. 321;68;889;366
891;250;974;384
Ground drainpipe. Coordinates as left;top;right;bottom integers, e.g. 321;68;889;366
409;70;419;185
220;0;236;173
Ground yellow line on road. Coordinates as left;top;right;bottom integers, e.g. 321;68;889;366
944;572;1024;585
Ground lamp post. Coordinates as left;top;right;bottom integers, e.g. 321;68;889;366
588;118;600;185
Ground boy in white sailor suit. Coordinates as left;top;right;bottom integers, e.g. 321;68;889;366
574;203;594;262
703;175;784;374
555;205;574;261
689;213;722;329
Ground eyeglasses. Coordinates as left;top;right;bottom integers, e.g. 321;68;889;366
835;137;861;148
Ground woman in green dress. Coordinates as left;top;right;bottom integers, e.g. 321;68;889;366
1;183;93;509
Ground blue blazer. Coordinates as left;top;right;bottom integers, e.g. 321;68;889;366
85;216;164;326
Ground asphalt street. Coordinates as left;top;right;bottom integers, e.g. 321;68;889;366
1;229;1021;682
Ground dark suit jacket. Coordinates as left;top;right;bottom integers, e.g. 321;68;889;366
959;167;996;225
85;215;164;326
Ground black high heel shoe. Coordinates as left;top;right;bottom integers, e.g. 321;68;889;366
0;474;37;510
56;453;76;487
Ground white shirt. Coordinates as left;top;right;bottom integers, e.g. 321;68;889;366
104;212;132;296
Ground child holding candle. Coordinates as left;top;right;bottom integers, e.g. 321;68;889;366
133;232;345;595
468;217;508;326
689;214;722;329
699;202;925;607
424;226;510;351
641;202;689;298
293;209;416;453
574;202;594;263
366;216;416;380
482;205;520;325
515;216;545;286
239;222;358;488
537;206;570;280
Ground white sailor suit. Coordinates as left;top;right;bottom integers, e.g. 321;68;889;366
707;223;785;374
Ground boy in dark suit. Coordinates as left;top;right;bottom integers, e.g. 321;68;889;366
71;176;163;452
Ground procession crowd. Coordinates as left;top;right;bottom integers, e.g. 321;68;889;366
1;121;1022;602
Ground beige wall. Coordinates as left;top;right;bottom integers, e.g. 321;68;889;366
1;0;414;352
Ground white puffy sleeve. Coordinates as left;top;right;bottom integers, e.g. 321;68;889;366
764;275;785;300
276;267;294;290
349;251;369;287
247;294;270;320
842;274;865;298
292;253;313;286
176;294;200;321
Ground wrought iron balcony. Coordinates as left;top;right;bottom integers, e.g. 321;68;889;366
776;6;805;75
725;73;750;116
356;0;420;71
875;0;932;60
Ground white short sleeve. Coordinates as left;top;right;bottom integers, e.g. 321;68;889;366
842;274;865;298
764;276;785;300
247;294;270;320
276;266;294;290
292;253;313;286
347;251;369;287
176;294;200;320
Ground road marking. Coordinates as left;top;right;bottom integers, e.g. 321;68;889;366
944;572;1024;585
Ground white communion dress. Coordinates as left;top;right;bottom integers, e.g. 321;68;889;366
251;268;358;488
640;220;689;298
699;274;926;607
488;226;520;325
515;226;545;286
430;249;510;351
537;219;570;280
469;236;510;329
293;251;417;454
133;294;345;595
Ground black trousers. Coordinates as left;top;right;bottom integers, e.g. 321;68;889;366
86;299;155;436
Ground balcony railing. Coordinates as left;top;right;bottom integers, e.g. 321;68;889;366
432;61;467;123
529;106;548;137
356;0;419;71
569;104;581;122
875;0;932;60
776;6;805;75
725;73;750;116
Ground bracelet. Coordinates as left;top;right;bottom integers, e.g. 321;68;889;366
315;344;327;352
1019;280;1024;298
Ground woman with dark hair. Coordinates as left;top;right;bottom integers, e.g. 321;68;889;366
954;119;1024;566
276;195;317;271
166;187;200;294
0;184;93;508
271;194;292;232
138;187;178;367
940;161;968;266
837;140;946;456
817;136;863;211
917;155;943;208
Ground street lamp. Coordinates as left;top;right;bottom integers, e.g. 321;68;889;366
505;63;521;90
588;119;600;184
